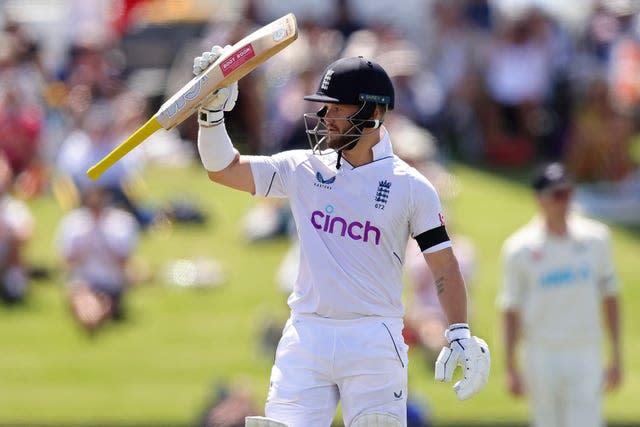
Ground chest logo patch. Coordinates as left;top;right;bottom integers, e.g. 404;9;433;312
316;172;336;184
375;180;391;208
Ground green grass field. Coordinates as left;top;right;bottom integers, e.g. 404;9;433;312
1;162;638;426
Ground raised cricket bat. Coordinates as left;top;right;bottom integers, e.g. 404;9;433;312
86;13;298;180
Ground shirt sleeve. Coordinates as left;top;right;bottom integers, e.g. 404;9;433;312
596;227;619;296
408;174;451;253
249;151;301;198
498;240;525;310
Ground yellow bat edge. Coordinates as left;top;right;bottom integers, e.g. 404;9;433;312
86;116;163;180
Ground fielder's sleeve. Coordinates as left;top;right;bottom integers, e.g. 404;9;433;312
596;225;619;296
497;237;526;310
408;174;452;253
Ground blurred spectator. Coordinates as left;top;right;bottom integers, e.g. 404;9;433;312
0;55;47;199
54;100;153;227
607;11;640;116
421;0;489;160
333;0;364;39
54;184;140;333
59;32;123;102
479;8;560;166
564;74;637;182
0;154;34;304
199;382;261;427
580;0;638;66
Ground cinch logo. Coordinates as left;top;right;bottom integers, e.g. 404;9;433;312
310;205;381;245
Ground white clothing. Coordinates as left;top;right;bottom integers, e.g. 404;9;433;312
56;206;139;292
498;213;618;348
525;345;603;427
249;130;448;427
485;41;553;105
266;315;408;427
0;195;34;241
0;195;34;267
250;130;450;320
498;213;618;427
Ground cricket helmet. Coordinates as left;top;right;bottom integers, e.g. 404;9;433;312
303;56;395;157
304;56;395;109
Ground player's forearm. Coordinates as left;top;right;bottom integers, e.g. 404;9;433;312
603;295;622;364
198;124;256;194
503;310;520;371
434;262;468;325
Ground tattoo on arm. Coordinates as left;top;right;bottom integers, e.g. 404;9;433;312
435;276;445;295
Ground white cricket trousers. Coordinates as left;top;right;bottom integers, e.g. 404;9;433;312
265;314;409;427
525;344;603;427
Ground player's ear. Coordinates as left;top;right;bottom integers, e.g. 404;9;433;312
373;104;388;122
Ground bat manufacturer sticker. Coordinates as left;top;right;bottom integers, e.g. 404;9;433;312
272;22;286;41
220;45;256;77
165;75;209;118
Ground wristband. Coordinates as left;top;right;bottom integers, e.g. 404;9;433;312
198;107;224;127
445;323;471;342
197;124;236;171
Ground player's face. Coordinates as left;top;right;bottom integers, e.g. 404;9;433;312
538;185;573;217
323;104;360;150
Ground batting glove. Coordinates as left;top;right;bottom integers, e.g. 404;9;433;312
194;45;239;126
435;323;490;400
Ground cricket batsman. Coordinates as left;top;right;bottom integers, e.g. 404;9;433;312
193;46;491;427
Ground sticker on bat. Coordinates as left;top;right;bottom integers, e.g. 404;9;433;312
273;22;286;41
220;45;256;77
164;74;209;118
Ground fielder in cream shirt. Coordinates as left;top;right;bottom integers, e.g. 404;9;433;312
498;162;622;427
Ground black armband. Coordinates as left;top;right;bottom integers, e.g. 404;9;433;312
415;225;450;252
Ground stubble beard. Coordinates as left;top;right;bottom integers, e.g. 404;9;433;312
327;133;359;151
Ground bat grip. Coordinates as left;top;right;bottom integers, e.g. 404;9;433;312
86;116;163;180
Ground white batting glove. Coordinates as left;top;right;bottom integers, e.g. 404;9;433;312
194;45;239;126
435;323;490;400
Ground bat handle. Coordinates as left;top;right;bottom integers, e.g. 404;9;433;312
86;116;163;180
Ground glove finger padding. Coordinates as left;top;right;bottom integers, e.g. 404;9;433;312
435;336;490;400
193;45;228;75
435;346;462;382
453;337;490;400
194;44;238;124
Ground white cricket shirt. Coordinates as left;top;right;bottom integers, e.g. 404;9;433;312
498;214;618;347
250;130;450;319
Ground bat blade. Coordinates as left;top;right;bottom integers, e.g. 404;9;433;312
86;13;298;180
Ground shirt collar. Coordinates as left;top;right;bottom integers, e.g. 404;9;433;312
371;127;394;161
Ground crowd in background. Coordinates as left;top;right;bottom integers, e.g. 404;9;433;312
1;0;639;182
0;0;638;424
